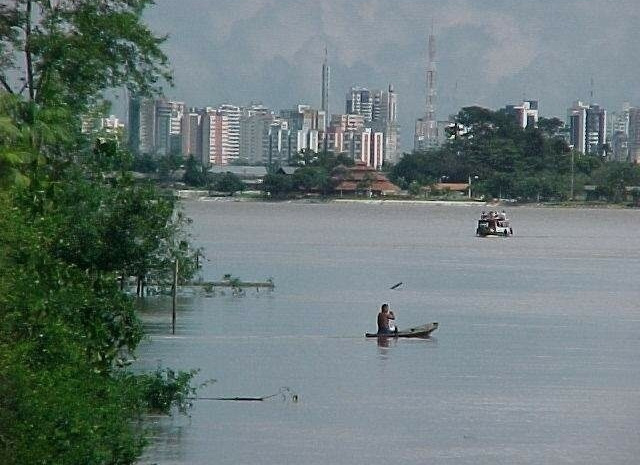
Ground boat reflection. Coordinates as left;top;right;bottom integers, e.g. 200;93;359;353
375;335;438;349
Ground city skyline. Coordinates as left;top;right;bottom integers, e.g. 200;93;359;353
137;0;640;137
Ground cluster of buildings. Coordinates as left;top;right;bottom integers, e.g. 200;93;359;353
408;28;640;163
506;99;640;162
110;30;640;168
126;88;399;170
125;52;400;170
569;101;640;162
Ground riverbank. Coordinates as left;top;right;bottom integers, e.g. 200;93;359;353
179;192;636;209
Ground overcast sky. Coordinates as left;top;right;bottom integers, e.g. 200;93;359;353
134;0;640;134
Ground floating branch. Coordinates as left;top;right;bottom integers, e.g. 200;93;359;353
191;387;298;403
390;282;403;290
188;275;275;290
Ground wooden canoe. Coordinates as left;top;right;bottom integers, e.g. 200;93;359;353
365;322;438;338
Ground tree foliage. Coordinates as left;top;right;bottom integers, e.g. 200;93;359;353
1;0;171;112
391;105;640;203
0;3;202;464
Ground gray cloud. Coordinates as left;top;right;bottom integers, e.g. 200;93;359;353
142;0;640;141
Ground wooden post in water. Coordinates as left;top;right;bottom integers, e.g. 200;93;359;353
172;259;178;334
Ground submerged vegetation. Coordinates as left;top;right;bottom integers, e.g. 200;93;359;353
0;2;200;464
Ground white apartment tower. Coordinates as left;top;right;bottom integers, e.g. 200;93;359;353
218;104;240;164
506;100;539;128
568;101;607;155
372;85;400;164
568;101;588;154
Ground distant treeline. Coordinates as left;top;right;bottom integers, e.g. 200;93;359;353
388;106;640;203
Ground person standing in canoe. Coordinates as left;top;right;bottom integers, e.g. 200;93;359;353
377;303;398;335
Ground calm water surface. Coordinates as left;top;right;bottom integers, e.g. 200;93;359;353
137;201;640;465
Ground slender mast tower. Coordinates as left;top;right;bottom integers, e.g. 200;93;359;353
425;23;437;141
321;47;330;129
414;22;438;151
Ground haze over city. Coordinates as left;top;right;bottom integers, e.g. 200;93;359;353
138;0;640;132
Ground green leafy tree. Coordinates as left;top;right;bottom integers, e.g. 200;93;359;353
390;105;624;202
183;155;208;187
262;172;294;198
157;154;183;181
132;153;158;173
0;3;204;464
1;1;171;113
210;172;246;194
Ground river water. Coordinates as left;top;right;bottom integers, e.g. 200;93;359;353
137;200;640;465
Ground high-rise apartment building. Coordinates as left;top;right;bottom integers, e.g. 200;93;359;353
217;104;240;164
628;107;640;163
199;104;241;166
240;105;274;165
201;107;222;166
371;85;400;164
343;84;399;164
346;87;373;122
181;108;204;160
568;101;607;155
607;104;629;161
585;104;606;155
267;119;292;165
506;100;539;128
568;101;588;154
280;105;323;155
155;99;185;156
128;97;185;156
128;96;155;155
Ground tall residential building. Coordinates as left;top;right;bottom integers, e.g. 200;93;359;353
201;107;222;166
568;101;588;154
628;107;640;163
217;104;241;164
346;87;373;122
414;27;438;151
280;105;323;155
506;100;539;128
267;119;292;165
326;113;384;168
371;85;400;164
128;96;155;155
128;97;185;156
155;99;185;156
568;101;607;155
607;103;630;161
585;104;607;155
239;105;274;165
181;107;204;160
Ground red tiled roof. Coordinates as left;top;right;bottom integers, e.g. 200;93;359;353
332;161;401;194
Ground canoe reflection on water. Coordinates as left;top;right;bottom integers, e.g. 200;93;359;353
375;334;438;349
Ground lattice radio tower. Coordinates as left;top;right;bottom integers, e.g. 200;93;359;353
425;22;437;140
